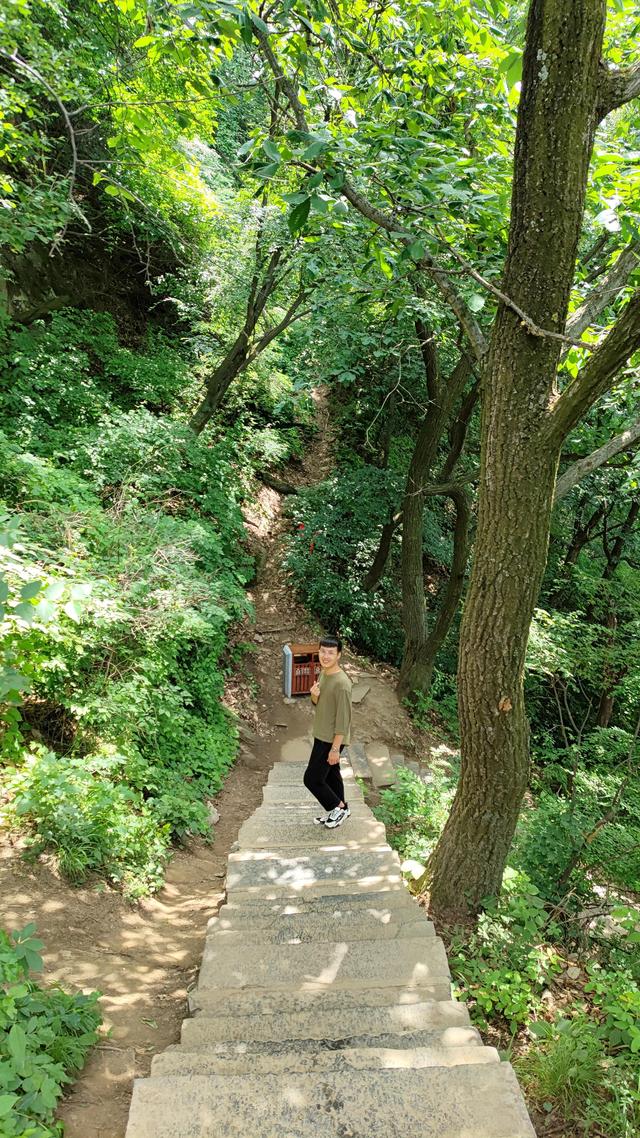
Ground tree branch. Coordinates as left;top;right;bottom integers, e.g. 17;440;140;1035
554;419;640;501
546;289;640;444
564;241;640;349
597;61;640;119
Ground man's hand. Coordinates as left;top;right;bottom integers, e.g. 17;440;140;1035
310;681;320;704
327;747;340;765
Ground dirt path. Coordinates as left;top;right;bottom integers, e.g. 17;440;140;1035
0;394;424;1138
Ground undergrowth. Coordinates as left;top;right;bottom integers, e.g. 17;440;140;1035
0;924;101;1138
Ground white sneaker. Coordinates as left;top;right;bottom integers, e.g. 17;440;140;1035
313;813;330;825
324;806;351;829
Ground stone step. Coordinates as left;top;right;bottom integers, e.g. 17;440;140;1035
226;847;402;899
182;997;468;1047
188;982;454;1017
366;741;396;787
346;741;371;779
197;935;449;992
237;814;388;850
216;891;419;921
262;784;365;805
204;911;434;945
126;1066;537;1138
252;800;371;816
268;762;361;784
152;1042;498;1078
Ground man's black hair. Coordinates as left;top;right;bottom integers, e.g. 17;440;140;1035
319;636;342;653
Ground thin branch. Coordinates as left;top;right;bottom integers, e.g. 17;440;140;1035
434;227;597;352
253;27;488;363
554;419;640;501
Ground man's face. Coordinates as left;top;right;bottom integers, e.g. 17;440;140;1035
319;644;340;669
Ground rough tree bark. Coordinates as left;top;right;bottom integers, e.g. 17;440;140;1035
428;0;640;919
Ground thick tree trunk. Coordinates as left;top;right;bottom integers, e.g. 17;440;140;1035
429;0;607;919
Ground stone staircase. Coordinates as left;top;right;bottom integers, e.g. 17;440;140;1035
125;749;536;1138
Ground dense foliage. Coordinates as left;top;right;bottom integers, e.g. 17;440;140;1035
1;0;639;1132
0;925;101;1138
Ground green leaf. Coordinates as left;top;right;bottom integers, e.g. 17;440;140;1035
0;1096;18;1119
467;294;486;312
301;140;326;162
13;602;35;623
7;1025;27;1073
20;580;42;601
44;580;65;602
253;163;280;179
248;9;270;35
132;34;156;48
64;600;81;623
408;241;425;261
33;599;56;622
262;139;281;162
288;197;311;234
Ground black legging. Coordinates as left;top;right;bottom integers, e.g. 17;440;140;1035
303;739;347;811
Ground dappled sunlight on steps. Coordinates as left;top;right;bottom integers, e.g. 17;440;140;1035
125;748;536;1138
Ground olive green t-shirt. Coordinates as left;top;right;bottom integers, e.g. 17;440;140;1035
312;669;352;745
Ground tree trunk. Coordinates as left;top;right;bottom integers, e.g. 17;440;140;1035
362;514;401;592
564;500;607;564
398;355;471;697
190;335;250;434
414;486;471;693
429;0;607;920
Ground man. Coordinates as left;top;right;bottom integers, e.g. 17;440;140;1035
303;636;352;828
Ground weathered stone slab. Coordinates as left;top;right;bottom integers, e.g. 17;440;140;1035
268;762;360;785
346;740;371;779
278;738;310;762
188;982;453;1017
152;1042;497;1078
197;934;449;993
351;682;371;705
262;784;364;805
126;1065;537;1138
225;847;403;900
204;911;434;945
366;742;395;787
237;814;387;850
182;997;467;1047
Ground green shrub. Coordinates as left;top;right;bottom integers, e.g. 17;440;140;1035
6;748;171;898
0;924;101;1138
449;869;563;1033
518;1014;640;1138
374;763;457;861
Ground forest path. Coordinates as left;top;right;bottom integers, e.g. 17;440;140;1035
0;392;424;1138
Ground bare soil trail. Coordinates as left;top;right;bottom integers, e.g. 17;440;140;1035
0;392;424;1138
